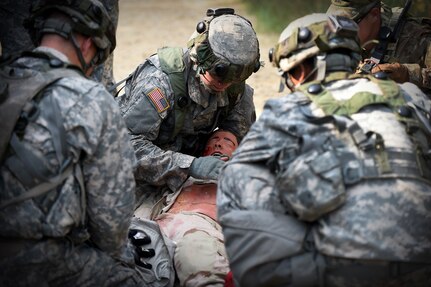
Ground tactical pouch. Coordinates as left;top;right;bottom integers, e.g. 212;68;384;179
276;149;346;222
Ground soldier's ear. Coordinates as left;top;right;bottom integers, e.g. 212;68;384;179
80;36;96;60
368;7;381;23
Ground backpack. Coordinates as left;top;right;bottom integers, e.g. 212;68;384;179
0;53;83;210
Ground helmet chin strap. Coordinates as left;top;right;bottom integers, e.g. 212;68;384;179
70;33;96;74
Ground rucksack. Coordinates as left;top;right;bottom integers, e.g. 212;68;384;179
0;53;83;209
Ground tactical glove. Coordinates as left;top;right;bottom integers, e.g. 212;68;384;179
189;156;225;180
128;229;155;269
371;62;409;83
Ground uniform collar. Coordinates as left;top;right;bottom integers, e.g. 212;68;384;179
33;46;71;63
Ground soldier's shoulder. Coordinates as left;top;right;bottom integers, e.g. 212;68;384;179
126;56;173;98
57;75;109;99
256;92;312;126
399;81;431;104
264;92;310;112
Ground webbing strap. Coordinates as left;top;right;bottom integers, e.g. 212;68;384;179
158;47;189;139
42;95;68;166
74;163;86;226
7;134;53;186
0;163;74;210
0;66;81;162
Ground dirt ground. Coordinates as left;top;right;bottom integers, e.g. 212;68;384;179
114;0;282;117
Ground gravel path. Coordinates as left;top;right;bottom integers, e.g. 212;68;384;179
114;0;282;117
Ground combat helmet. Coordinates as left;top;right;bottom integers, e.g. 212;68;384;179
327;0;381;23
27;0;116;70
269;13;362;84
188;8;261;84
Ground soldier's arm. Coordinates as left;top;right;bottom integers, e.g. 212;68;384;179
130;133;194;191
388;27;431;90
68;82;136;258
403;44;431;91
117;63;194;192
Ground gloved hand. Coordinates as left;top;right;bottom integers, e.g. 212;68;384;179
189;156;225;180
371;62;409;83
128;229;155;269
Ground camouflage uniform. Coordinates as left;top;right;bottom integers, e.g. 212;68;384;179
0;47;147;286
117;11;259;211
379;5;431;93
218;14;431;287
117;53;255;192
155;178;228;287
0;0;119;89
327;0;431;94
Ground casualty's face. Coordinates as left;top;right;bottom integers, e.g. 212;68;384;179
203;130;238;161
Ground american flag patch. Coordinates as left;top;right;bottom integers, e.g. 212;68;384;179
146;87;170;113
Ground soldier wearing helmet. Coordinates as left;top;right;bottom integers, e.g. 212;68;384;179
0;0;119;90
326;0;431;95
0;1;174;286
217;13;431;287
116;8;260;217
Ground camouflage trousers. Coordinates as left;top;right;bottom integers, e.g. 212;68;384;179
157;212;229;287
0;237;147;287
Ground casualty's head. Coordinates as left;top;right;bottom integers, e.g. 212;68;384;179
203;130;238;161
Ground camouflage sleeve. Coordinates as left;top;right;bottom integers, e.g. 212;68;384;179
219;84;256;142
65;79;136;258
117;59;195;192
405;40;431;91
396;20;431;92
130;133;194;191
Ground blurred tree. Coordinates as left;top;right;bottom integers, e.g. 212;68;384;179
245;0;430;34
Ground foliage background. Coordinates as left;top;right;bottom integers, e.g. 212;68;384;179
244;0;431;35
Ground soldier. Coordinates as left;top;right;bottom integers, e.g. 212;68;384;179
0;0;118;90
117;8;261;216
153;129;238;287
326;0;431;94
217;13;431;287
0;0;163;286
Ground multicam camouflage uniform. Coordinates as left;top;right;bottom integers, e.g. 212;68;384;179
379;4;431;93
327;0;431;94
217;13;431;287
0;47;146;286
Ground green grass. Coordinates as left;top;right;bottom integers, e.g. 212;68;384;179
243;0;430;35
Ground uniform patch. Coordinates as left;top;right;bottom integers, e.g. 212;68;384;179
146;87;170;113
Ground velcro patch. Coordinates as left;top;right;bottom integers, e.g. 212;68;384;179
146;87;170;113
